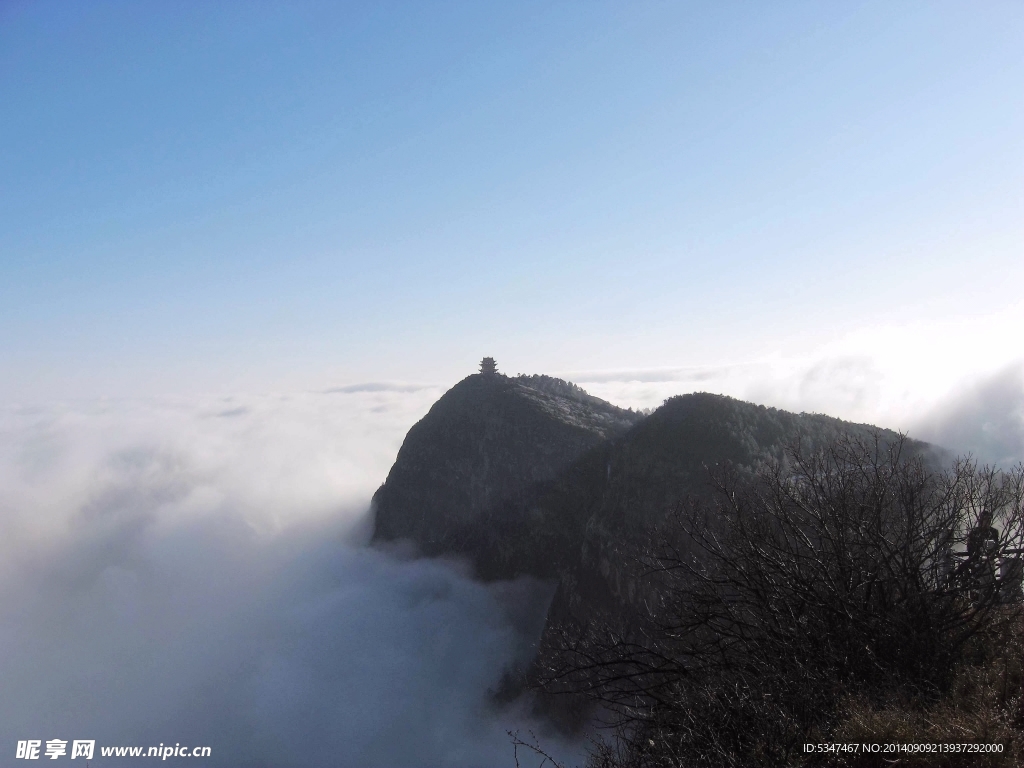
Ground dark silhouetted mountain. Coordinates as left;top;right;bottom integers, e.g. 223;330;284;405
371;371;939;700
371;372;641;571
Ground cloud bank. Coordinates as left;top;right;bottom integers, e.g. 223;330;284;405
911;362;1024;469
0;390;578;767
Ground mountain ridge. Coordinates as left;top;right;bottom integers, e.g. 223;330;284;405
369;368;940;718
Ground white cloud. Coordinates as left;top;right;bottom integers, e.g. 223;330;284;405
912;362;1024;469
0;391;580;767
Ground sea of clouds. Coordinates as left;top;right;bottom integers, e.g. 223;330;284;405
0;387;578;767
1;357;1021;767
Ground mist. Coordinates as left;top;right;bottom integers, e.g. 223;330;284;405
0;390;578;767
912;361;1024;469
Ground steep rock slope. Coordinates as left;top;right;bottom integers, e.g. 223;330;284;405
370;372;641;575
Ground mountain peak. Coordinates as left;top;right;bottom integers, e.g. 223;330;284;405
371;373;639;559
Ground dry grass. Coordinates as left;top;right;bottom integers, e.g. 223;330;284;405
825;620;1023;767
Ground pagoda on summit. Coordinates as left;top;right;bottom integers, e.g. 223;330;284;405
479;357;498;376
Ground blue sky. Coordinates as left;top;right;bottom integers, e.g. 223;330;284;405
2;1;1021;407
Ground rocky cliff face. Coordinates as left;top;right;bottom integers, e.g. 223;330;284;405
370;372;641;576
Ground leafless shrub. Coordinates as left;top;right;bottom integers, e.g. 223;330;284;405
536;434;1024;766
